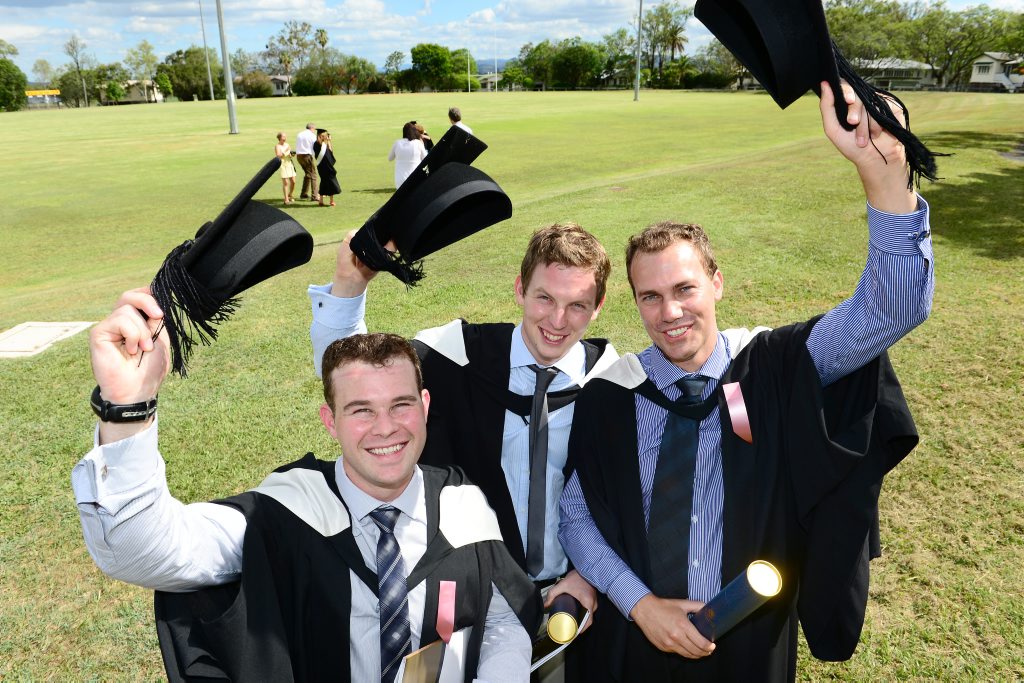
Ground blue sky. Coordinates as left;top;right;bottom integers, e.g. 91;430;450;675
2;0;1019;78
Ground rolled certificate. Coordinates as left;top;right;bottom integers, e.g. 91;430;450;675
546;593;583;644
688;560;782;641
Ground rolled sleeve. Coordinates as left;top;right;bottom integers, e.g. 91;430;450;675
308;283;368;377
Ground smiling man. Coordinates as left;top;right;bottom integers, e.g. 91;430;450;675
309;224;619;674
558;82;934;681
72;290;539;681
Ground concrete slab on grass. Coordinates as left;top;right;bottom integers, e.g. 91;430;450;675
0;322;94;358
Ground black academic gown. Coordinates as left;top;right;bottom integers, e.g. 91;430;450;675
313;141;341;195
411;320;616;571
155;455;541;682
569;317;918;682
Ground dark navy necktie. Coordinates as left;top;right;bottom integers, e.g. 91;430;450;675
647;377;709;598
526;364;559;578
369;506;411;683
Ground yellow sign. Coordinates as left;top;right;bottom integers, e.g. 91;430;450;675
26;89;60;96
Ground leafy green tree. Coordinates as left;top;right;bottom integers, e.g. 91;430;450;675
903;3;1014;88
154;72;172;99
231;48;258;75
499;59;527;89
56;67;93;107
449;48;478;90
92;62;129;104
339;54;377;93
0;39;17;58
124;39;158;101
825;0;911;61
63;34;92;106
601;28;635;78
265;20;314;93
643;1;691;80
315;28;329;52
410;43;453;90
0;58;28;111
520;40;556;89
692;38;746;87
32;59;54;86
384;50;404;91
238;70;273;98
105;81;125;103
551;38;603;88
157;47;224;101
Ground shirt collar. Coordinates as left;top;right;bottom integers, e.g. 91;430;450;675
334;458;426;524
641;332;732;391
509;323;587;385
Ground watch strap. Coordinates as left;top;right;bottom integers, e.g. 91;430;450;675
90;385;158;423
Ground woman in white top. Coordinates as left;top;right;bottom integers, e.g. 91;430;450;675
387;121;428;189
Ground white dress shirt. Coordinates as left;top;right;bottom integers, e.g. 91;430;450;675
295;128;316;155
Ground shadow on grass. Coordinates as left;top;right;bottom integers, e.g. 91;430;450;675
918;131;1024;261
350;188;395;195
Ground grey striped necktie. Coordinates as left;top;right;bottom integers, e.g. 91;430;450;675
368;506;411;683
526;364;560;578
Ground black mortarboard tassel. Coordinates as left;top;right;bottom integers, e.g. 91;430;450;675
349;125;510;285
694;0;945;188
151;158;314;376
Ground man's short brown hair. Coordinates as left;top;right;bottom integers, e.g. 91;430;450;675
321;333;423;411
520;223;612;305
625;222;719;293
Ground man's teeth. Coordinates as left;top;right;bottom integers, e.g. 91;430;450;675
541;330;566;342
369;444;403;455
666;328;688;338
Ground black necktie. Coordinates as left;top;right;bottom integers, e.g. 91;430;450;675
526;364;559;578
647;377;709;598
368;506;411;683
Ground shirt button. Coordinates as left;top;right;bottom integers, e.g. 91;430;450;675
100;465;109;480
318;301;323;308
692;559;700;568
374;603;380;613
691;515;698;523
906;231;918;240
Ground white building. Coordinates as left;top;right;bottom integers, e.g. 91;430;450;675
969;52;1022;93
854;58;937;90
270;75;290;96
99;80;164;105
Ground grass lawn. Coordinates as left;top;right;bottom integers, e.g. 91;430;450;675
1;90;1021;679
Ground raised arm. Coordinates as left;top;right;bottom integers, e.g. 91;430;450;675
807;81;934;386
73;289;245;591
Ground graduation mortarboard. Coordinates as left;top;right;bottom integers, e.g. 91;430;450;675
151;157;314;376
694;0;943;187
316;128;328;136
349;125;511;285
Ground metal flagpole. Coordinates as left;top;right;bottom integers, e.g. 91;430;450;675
214;0;239;133
633;0;643;101
198;0;215;100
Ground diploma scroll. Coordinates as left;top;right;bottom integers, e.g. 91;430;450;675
546;593;583;645
688;560;782;641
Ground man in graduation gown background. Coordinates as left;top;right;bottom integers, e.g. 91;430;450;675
309;224;619;669
72;289;540;681
558;80;934;681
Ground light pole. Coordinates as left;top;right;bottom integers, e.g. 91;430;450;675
198;0;215;101
633;0;644;101
214;0;239;134
467;48;471;93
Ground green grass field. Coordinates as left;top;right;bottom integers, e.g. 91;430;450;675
1;90;1021;679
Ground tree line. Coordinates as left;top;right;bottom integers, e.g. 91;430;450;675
0;1;1021;112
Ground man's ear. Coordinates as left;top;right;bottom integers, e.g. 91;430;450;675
420;388;431;422
514;275;526;308
591;294;606;321
713;270;724;302
319;403;337;439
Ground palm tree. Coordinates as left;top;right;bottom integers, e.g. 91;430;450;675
666;22;687;64
315;28;328;53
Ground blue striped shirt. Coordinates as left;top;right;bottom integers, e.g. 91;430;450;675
559;198;934;619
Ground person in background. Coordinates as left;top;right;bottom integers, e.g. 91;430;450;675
295;122;320;202
387;121;428;189
413;122;433;151
448;107;472;135
275;132;296;204
314;128;341;207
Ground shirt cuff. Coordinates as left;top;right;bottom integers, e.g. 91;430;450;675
308;283;367;326
866;195;931;255
71;418;162;508
606;569;651;621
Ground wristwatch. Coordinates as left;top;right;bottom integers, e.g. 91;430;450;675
90;385;158;423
